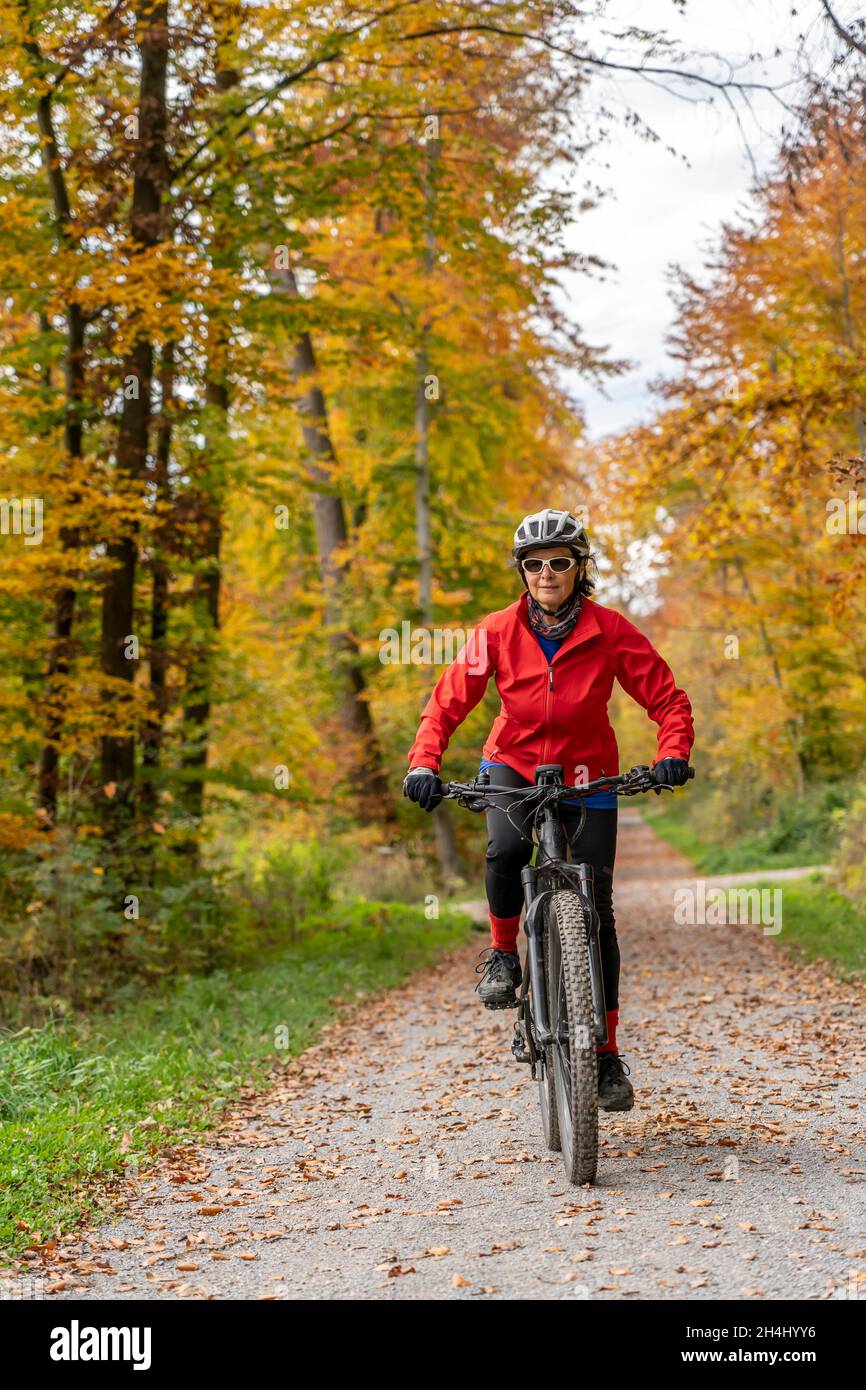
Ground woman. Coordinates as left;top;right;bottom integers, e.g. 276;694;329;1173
403;508;694;1111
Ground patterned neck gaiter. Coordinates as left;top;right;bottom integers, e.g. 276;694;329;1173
526;585;583;642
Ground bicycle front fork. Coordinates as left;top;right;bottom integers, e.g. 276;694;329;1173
519;862;608;1047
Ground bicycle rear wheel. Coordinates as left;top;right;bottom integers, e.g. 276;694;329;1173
545;890;598;1184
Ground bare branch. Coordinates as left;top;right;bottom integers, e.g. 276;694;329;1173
399;22;796;99
820;0;866;57
46;0;129;93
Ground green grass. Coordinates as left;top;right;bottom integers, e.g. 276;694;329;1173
642;799;866;982
641;796;726;871
0;899;474;1260
642;792;839;874
760;878;866;980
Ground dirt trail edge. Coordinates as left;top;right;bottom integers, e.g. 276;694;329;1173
36;813;865;1301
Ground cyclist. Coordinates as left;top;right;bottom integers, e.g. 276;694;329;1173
403;508;694;1112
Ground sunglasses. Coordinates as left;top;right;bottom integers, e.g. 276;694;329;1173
521;556;580;575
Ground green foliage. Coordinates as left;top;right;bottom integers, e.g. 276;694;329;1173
332;840;444;904
645;780;855;874
0;898;475;1257
745;878;866;982
0;831;446;1023
237;840;335;941
0;831;241;1019
834;774;866;908
0;1026;111;1122
643;791;866;984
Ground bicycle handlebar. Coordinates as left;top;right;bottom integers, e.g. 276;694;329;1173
440;763;695;813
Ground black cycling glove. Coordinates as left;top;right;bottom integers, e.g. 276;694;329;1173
403;766;444;812
650;757;691;794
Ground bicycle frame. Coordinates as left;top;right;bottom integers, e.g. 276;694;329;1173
518;768;609;1071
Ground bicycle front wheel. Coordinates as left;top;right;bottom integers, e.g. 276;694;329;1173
545;890;598;1184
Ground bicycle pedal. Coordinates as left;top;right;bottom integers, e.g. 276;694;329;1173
511;1021;531;1062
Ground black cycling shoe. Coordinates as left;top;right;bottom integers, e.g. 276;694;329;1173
597;1052;634;1112
474;948;522;1009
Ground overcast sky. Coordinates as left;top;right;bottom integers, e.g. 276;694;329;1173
560;0;858;439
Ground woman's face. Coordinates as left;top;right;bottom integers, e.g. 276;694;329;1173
522;545;584;612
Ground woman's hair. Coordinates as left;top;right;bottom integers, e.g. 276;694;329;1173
575;549;598;599
509;546;599;599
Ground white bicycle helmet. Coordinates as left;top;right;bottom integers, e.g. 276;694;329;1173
512;508;590;562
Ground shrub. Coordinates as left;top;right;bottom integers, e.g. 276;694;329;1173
333;842;443;904
237;840;334;942
834;777;866;907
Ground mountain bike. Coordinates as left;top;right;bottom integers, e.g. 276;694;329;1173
441;761;695;1185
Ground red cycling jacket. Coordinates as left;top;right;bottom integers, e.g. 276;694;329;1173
407;592;694;782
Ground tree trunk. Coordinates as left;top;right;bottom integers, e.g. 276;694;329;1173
140;341;174;834
231;44;392;822
100;0;170;841
835;208;865;452
176;57;239;840
37;306;84;824
180;378;225;829
21;18;86;825
271;260;393;818
414;345;434;618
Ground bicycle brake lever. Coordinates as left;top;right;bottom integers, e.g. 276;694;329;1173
625;769;655;793
455;793;486;813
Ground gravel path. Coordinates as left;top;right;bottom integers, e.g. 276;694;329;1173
34;813;865;1301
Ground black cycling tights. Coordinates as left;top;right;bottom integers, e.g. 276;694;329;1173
484;763;620;1010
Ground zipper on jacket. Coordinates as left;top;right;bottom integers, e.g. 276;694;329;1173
541;659;554;764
